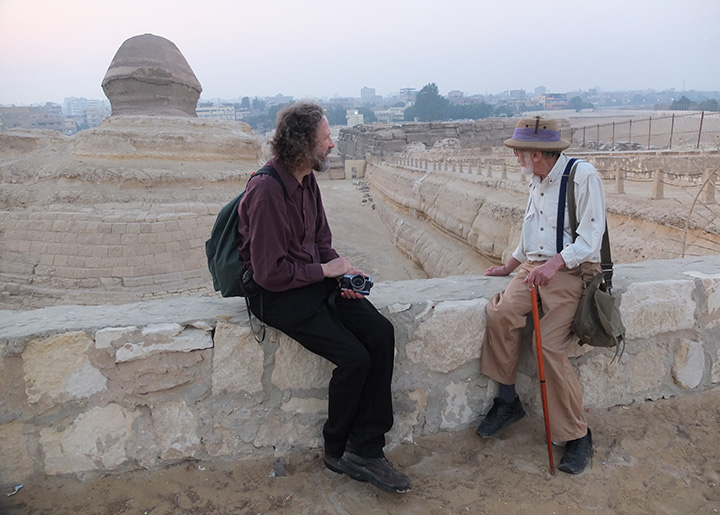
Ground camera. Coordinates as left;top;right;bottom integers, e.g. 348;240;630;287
339;274;373;295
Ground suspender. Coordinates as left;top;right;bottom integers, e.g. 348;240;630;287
556;159;615;291
556;158;577;254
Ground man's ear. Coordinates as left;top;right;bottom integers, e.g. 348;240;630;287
531;150;543;162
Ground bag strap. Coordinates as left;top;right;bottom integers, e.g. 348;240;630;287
567;162;615;291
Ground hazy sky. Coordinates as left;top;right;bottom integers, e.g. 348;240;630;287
1;0;718;105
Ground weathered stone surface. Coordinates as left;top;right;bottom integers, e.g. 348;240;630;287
407;299;487;373
578;353;625;408
280;397;327;414
40;404;137;475
115;325;212;362
101;33;202;117
23;331;106;409
211;322;263;394
152;400;201;461
272;334;333;390
672;340;705;389
440;380;475;429
685;271;720;328
713;348;720;384
0;421;35;483
253;415;323;452
95;326;138;350
621;280;696;339
625;342;668;397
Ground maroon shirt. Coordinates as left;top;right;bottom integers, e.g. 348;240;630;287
237;157;339;292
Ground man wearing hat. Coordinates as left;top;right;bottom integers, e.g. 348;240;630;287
475;116;606;474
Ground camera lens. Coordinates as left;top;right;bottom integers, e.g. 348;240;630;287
350;275;366;288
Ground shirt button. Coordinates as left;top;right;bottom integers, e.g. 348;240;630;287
539;246;544;250
540;227;544;231
540;193;544;196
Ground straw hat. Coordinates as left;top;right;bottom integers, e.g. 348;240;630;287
503;116;570;151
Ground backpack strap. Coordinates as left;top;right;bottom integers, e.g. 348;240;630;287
556;158;577;254
250;165;287;197
567;162;615;291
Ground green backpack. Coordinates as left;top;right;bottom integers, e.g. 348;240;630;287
205;166;285;297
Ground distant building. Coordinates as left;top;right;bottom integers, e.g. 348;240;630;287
0;104;66;132
196;104;236;120
346;109;364;127
361;87;382;104
62;97;110;131
545;93;568;110
534;85;547;96
374;106;406;123
448;90;464;104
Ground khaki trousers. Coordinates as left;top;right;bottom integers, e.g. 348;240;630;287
480;261;600;442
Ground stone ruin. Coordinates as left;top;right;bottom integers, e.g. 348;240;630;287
0;34;266;309
102;33;202;117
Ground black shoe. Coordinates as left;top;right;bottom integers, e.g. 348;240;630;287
323;453;346;475
337;451;411;493
476;396;526;438
558;429;593;474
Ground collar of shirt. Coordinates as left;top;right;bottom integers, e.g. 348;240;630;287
267;157;309;196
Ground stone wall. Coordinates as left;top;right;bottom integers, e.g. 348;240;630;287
2;255;719;485
365;159;720;277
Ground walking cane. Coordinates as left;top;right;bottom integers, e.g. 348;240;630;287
530;286;555;475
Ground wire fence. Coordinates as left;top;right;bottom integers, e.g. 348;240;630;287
567;111;720;152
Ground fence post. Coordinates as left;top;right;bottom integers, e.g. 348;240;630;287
596;124;600;148
615;168;625;194
612;122;616;150
669;113;675;149
458;162;463;173
501;161;507;179
629;119;633;149
651;169;664;200
703;169;716;203
647;117;652;150
697;111;705;149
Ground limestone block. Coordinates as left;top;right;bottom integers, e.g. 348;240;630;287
23;331;107;409
204;425;241;458
272;334;333;390
116;325;212;362
672;340;705;389
440;380;475;429
40;404;137;475
211;322;263;394
0;355;26;424
280;397;327;414
625;342;668;396
95;325;139;350
253;414;323;451
0;421;35;483
712;348;720;384
152;400;201;461
621;280;696;339
407;299;487;373
578;353;625;407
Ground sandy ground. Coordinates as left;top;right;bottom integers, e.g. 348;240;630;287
2;180;719;515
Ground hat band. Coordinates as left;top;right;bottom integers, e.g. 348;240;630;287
512;127;561;142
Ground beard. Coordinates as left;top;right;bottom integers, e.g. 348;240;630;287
519;150;534;176
312;149;332;172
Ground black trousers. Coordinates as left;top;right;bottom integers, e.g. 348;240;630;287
248;279;395;459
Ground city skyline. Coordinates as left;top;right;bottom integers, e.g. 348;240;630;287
1;0;719;106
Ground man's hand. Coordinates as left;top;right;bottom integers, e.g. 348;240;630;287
321;257;353;278
485;257;521;277
524;254;565;288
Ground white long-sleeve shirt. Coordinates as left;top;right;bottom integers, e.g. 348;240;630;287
512;154;606;268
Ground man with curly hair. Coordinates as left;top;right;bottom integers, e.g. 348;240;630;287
237;102;410;493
